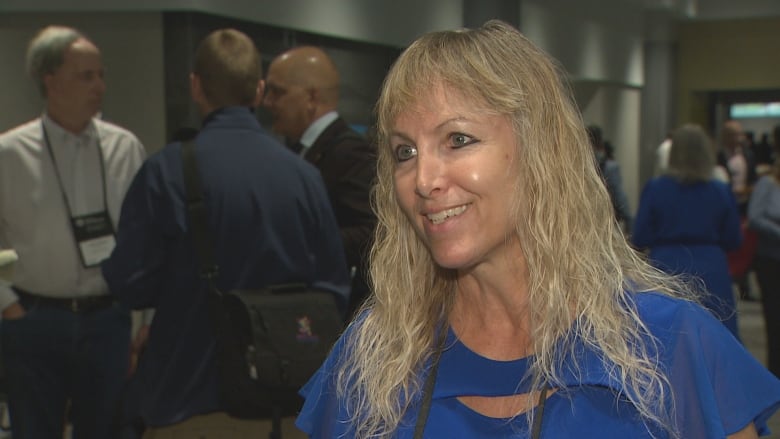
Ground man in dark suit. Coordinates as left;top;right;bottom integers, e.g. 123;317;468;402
103;30;349;437
264;46;376;318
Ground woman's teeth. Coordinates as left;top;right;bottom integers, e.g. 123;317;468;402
426;205;468;225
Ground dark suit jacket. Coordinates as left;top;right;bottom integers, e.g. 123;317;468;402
304;117;376;316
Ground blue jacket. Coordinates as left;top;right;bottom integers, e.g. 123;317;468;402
103;107;350;427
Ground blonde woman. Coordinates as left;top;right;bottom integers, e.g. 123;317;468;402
296;21;780;438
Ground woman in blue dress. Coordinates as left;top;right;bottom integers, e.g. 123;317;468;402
632;124;743;338
296;21;780;438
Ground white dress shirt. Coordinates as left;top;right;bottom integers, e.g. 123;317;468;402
0;114;145;309
298;111;339;158
728;150;749;201
654;138;672;176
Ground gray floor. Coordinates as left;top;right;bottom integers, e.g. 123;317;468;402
738;297;780;437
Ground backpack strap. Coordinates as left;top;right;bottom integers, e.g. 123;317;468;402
181;139;220;286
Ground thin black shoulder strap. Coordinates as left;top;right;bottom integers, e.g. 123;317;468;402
412;325;548;439
530;385;548;439
181;139;219;283
412;329;448;439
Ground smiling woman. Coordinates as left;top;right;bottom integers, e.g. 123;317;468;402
294;20;780;439
390;87;520;271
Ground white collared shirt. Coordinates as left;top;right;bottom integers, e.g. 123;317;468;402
299;111;339;158
0;114;145;309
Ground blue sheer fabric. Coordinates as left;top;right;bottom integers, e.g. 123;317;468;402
297;293;780;438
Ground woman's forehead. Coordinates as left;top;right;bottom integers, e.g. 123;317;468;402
389;85;490;124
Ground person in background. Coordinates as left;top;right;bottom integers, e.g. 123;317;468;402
0;25;145;438
754;132;774;176
102;29;349;438
587;124;633;234
718;120;760;302
264;46;376;319
719;121;758;215
295;20;780;438
748;123;780;379
654;132;672;176
632;124;743;338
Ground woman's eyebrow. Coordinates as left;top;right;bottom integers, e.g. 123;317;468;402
389;131;413;143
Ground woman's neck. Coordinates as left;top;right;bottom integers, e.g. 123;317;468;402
450;260;533;360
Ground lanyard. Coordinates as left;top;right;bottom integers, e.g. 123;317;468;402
412;331;548;439
41;120;111;222
412;329;447;439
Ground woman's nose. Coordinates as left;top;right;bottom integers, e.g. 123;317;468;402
414;149;444;198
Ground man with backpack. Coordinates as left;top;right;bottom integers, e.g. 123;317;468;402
103;29;349;438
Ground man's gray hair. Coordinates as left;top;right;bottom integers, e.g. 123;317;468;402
26;26;84;97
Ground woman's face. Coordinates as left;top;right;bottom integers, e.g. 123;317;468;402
390;86;521;272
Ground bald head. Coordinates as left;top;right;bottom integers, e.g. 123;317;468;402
276;46;340;104
263;46;341;141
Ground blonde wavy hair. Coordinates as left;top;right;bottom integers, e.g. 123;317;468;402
337;20;694;438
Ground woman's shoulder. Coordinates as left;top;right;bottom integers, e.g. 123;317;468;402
630;291;780;436
630;290;773;383
630;291;733;351
311;309;367;371
296;312;367;437
707;178;736;196
632;291;705;326
642;175;679;193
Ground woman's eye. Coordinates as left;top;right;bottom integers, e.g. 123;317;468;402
394;144;417;162
451;133;476;148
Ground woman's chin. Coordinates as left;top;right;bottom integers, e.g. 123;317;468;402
431;253;474;271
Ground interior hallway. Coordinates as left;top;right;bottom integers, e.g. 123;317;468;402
738;293;780;438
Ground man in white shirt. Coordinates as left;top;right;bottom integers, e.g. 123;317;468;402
0;25;145;438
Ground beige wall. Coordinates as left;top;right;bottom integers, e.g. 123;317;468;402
677;17;780;127
580;86;643;215
0;0;463;49
522;0;645;216
0;250;16;282
0;12;166;152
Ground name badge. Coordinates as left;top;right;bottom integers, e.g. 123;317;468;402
70;211;116;268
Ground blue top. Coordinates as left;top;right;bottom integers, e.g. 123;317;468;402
297;293;780;438
748;175;780;261
632;176;742;337
102;107;350;427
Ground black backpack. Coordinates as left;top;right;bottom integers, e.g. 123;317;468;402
181;140;343;435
